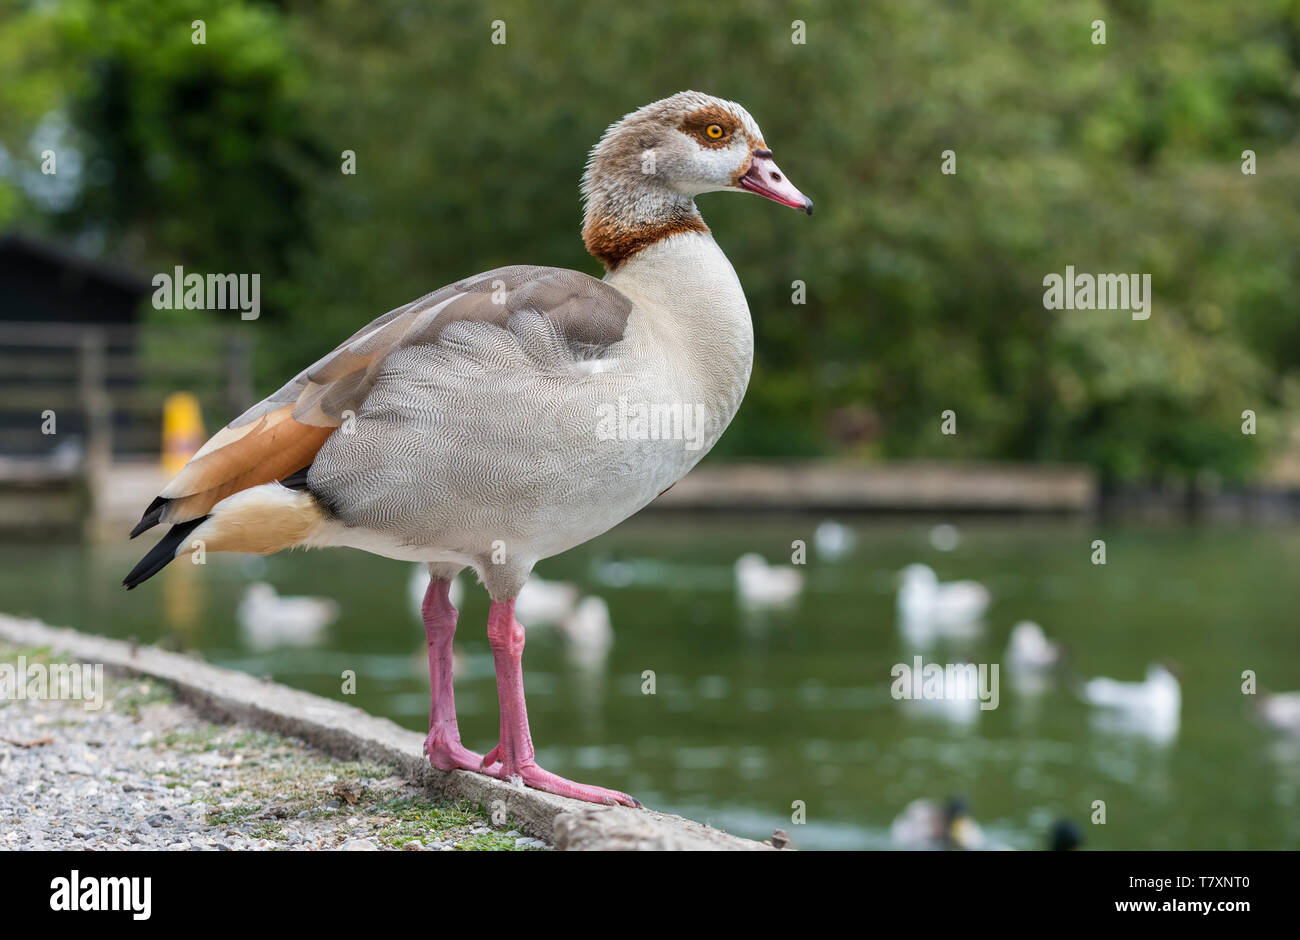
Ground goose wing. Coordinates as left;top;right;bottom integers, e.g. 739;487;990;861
130;265;633;534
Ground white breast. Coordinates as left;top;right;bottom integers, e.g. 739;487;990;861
606;230;755;442
311;231;757;599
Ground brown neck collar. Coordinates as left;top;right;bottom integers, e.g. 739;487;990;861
582;202;710;271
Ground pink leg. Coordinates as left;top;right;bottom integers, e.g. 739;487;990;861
481;598;640;807
422;578;499;774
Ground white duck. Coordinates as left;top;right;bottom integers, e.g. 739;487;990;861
813;520;855;560
1005;620;1064;672
557;596;615;667
735;552;804;608
123;91;812;807
904;688;982;727
515;576;582;627
237;582;338;650
1082;663;1182;737
897;563;990;634
927;523;960;552
1258;692;1300;735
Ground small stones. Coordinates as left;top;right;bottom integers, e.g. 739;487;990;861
333;780;365;805
0;645;550;853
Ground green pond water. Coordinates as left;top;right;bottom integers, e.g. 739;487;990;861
2;516;1297;850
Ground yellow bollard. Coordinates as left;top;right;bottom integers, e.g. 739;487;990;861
161;391;205;476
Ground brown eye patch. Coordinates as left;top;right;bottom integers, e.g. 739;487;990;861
680;105;737;148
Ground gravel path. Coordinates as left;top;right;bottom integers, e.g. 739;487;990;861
0;644;548;851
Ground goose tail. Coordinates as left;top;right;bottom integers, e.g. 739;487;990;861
123;517;208;589
123;483;327;590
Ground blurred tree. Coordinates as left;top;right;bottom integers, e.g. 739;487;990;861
0;0;322;322
2;0;1297;481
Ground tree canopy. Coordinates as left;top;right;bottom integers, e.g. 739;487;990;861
2;0;1297;480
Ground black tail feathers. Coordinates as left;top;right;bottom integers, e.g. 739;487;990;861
123;517;207;590
129;496;170;538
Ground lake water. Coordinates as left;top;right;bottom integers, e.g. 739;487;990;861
2;516;1297;850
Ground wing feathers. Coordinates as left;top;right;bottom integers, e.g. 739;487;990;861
156;404;333;524
127;265;633;549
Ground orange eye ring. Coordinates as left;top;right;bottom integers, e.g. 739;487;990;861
705;124;725;139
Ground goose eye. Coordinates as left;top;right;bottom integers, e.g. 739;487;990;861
705;124;725;139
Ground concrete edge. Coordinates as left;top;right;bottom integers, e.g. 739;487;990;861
0;615;772;851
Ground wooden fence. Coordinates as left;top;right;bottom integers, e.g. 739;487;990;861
0;321;253;532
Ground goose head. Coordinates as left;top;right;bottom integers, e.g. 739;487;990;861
582;91;812;268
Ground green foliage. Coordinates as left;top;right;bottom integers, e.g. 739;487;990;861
0;0;320;320
2;0;1297;480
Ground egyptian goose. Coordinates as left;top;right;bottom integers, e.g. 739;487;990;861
408;562;464;619
123;91;812;806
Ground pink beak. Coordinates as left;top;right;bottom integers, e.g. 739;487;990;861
737;149;813;215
